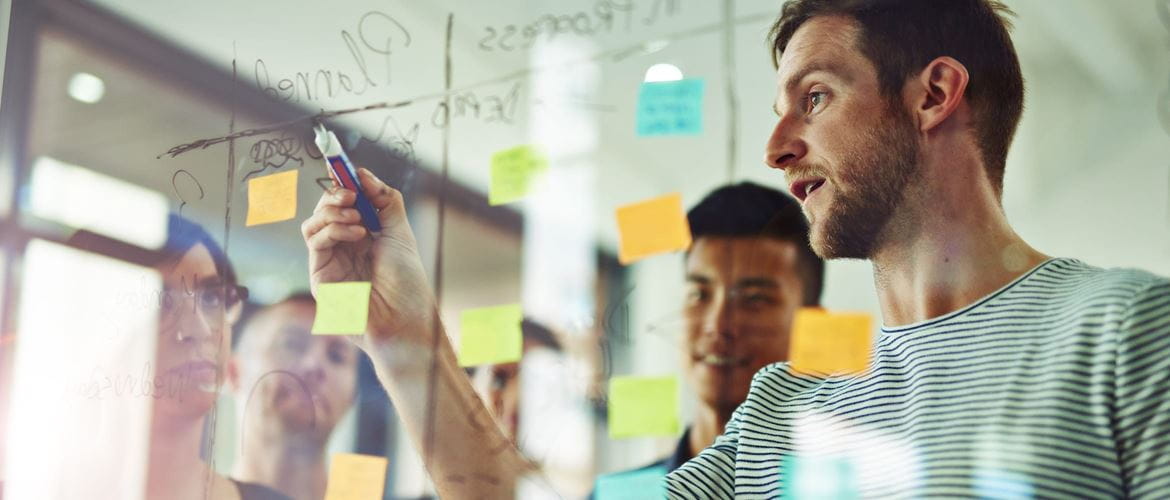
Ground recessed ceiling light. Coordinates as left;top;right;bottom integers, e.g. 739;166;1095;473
67;72;105;104
643;63;683;83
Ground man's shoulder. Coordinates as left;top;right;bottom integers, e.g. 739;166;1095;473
1027;258;1168;312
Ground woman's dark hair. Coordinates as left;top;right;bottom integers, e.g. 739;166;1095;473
150;214;238;285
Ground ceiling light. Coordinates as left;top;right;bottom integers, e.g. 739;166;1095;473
67;72;105;104
643;63;683;83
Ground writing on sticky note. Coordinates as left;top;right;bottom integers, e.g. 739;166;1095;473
490;145;548;206
780;455;860;500
636;78;705;136
311;282;371;335
245;169;298;226
788;309;873;376
615;193;692;264
324;453;387;500
608;375;679;438
595;465;667;500
457;303;523;367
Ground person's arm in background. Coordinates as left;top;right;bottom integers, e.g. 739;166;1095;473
1114;278;1170;498
301;169;537;498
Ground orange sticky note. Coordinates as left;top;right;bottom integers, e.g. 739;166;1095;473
324;453;387;500
245;169;298;226
788;309;873;376
615;193;692;264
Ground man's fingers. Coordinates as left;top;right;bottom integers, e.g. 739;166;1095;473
357;168;405;215
301;206;361;240
306;222;367;251
313;186;357;214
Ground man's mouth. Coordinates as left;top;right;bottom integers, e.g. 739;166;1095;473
789;178;827;203
696;353;749;367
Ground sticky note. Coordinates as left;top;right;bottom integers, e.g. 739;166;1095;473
595;465;667;499
788;309;873;376
324;453;387;500
489;145;548;206
457;303;523;367
311;282;371;335
615;193;692;264
780;455;860;499
608;375;679;438
245;169;298;226
636;78;705;136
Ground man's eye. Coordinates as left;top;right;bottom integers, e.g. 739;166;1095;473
686;289;710;304
805;91;827;113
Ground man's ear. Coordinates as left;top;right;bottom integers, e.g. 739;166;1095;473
912;56;970;133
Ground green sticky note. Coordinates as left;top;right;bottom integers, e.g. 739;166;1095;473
489;145;548;206
457;303;523;367
608;375;680;438
636;78;705;136
595;465;667;499
311;282;371;335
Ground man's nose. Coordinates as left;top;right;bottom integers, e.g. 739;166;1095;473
702;292;737;340
765;114;807;171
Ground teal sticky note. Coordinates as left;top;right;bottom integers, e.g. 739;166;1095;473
595;465;667;500
636;79;705;136
780;455;861;500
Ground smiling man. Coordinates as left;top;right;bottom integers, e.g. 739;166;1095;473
297;0;1169;498
600;183;823;484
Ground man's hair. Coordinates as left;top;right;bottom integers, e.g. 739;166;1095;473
232;292;315;350
687;182;824;306
769;0;1024;197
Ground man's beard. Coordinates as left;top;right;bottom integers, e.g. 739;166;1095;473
803;104;920;259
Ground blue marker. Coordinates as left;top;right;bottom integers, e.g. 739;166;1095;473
313;123;383;233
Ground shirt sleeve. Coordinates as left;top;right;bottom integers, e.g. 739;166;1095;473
664;401;741;499
664;363;787;499
1113;278;1170;498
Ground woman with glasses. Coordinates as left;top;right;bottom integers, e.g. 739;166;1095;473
143;214;287;500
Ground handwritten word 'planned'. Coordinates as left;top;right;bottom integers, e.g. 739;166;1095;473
478;0;679;52
254;11;412;104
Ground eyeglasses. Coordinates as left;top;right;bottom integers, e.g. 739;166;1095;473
158;283;248;332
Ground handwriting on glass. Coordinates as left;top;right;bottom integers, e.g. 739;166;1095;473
477;0;680;52
254;10;412;103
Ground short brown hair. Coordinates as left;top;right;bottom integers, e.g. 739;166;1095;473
769;0;1025;198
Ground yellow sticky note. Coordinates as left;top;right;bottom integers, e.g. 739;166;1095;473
788;309;873;376
615;193;692;265
458;303;523;367
245;169;298;226
489;145;548;206
324;453;387;500
311;282;371;335
608;375;680;439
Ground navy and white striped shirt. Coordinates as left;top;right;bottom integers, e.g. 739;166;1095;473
667;258;1170;498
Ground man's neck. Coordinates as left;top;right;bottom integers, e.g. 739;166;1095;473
232;417;328;500
870;170;1049;327
689;403;734;459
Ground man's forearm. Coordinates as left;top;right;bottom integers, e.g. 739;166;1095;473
364;319;536;499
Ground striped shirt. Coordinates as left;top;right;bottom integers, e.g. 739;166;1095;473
666;258;1170;498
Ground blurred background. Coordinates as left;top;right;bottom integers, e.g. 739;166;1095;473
1;0;1168;498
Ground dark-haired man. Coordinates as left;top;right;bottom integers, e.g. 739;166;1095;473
599;182;822;486
300;1;1169;498
227;294;360;500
